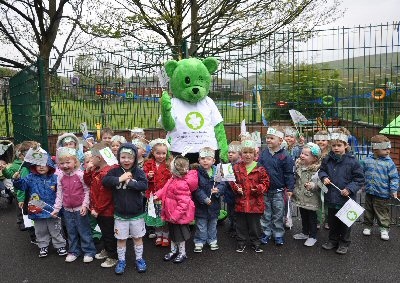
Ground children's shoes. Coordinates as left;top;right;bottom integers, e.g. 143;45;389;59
115;260;126;275
161;237;170;247
39;247;48;258
155;237;163;246
380;230;389;241
193;244;203;253
164;252;178;261
173;253;187;263
304;238;317;247
136;258;147;272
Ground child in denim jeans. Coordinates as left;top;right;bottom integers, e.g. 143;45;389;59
51;147;96;263
193;147;225;253
258;127;295;246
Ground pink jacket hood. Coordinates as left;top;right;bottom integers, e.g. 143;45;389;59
155;170;198;224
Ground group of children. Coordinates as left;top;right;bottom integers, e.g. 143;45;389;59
0;124;398;275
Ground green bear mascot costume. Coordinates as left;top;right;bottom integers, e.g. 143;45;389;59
160;57;228;164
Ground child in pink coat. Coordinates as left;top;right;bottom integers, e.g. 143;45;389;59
154;155;198;264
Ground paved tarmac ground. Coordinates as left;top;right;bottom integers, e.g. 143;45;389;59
1;198;399;283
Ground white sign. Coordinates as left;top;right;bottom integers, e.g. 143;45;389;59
157;66;169;88
24;147;48;166
99;147;118;165
221;163;236;181
335;198;365;227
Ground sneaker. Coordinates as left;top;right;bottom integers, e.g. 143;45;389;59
193;244;203;253
83;255;94;263
260;234;270;245
163;252;178;261
115;260;126;275
173;253;187;264
155;237;162;246
65;253;78;263
95;249;108;260
293;233;309;240
136;258;147;272
322;242;337;250
161;238;170;247
362;228;372;236
316;224;321;229
336;246;348;255
101;258;118;268
148;233;157;239
324;223;330;230
252;245;263;253
304;238;317;247
380;230;389;241
39;247;48;258
30;239;38;245
236;244;246;253
57;247;68;256
275;237;284;246
210;242;219;251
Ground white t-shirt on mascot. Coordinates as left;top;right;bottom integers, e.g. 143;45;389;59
161;97;223;153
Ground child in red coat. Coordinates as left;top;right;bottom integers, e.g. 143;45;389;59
230;139;270;253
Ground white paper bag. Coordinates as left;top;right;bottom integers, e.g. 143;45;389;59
286;198;293;229
147;194;157;218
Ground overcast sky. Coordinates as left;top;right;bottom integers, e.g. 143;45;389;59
324;0;399;27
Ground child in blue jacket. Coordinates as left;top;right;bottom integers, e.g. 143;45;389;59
319;128;364;255
193;147;225;253
258;127;295;246
13;155;67;258
361;134;399;241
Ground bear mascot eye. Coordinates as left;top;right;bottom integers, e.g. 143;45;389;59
185;76;191;84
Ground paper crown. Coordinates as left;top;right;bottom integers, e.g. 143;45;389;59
241;139;256;149
284;128;297;137
130;127;144;134
149;138;170;149
56;147;77;159
131;139;146;149
314;134;331;141
330;133;348;143
199;148;215;158
111;135;127;144
266;127;284;139
62;136;76;144
371;142;391;150
305;142;321;157
228;143;241;152
120;147;135;155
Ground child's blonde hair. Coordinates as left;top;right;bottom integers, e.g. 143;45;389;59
56;147;80;170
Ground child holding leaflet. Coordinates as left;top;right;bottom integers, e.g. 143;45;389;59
319;128;364;255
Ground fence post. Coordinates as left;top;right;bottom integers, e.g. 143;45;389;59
2;78;10;137
37;58;49;150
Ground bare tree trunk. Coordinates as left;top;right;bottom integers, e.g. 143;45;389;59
189;0;199;57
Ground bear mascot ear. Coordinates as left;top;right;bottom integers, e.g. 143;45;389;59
164;60;179;78
202;57;219;74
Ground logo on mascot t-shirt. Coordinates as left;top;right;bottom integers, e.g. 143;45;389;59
185;112;204;130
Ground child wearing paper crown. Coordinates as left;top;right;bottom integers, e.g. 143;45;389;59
56;133;85;165
154;155;198;263
230;139;269;253
143;139;172;247
225;141;242;237
51;147;97;263
102;143;148;274
290;142;322;247
318;127;364;255
284;127;303;161
360;134;399;241
3;141;38;242
132;138;148;169
13;153;67;258
193;147;225;253
110;135;127;157
314;130;331;229
258;127;294;246
84;143;119;268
